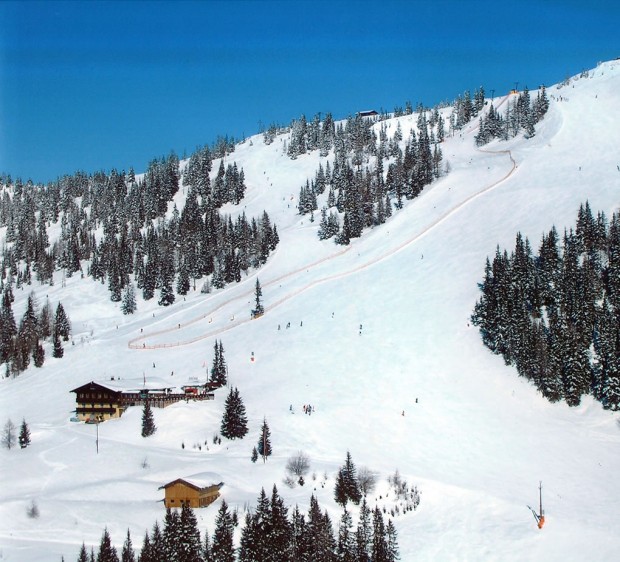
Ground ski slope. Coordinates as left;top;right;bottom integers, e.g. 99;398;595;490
1;60;620;561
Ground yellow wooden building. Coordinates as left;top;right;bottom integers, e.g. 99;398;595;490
160;475;223;509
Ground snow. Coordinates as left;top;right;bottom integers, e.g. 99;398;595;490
1;59;620;561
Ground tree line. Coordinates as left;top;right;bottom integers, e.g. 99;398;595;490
294;109;446;246
0;286;70;376
474;86;549;145
472;201;620;409
0;144;278;314
77;486;399;562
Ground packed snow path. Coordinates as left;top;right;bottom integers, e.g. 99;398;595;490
129;147;516;350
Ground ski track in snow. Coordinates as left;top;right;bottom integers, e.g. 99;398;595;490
129;147;516;350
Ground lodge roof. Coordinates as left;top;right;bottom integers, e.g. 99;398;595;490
160;473;224;492
71;376;208;395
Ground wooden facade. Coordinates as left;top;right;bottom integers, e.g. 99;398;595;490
71;381;123;422
71;380;215;422
160;478;223;509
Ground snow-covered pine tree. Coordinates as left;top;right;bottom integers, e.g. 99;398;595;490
211;500;235;562
96;528;119;562
269;485;293;561
149;521;164;561
121;284;137;315
356;498;372;562
18;418;30;448
54;302;71;341
121;529;135;562
386;519;400;562
210;340;227;387
220;387;248;440
334;468;349;507
52;327;64;358
337;509;356;562
305;494;336;559
138;532;152;562
257;418;272;461
291;505;308;561
252;278;264;318
162;508;181;561
178;503;202;562
340;451;362;505
33;342;45;367
141;401;156;438
371;507;388;562
77;543;89;562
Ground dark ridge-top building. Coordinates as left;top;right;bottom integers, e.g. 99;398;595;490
357;109;379;118
71;376;214;422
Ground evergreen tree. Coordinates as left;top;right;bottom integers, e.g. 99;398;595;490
238;512;256;562
245;488;270;561
18;418;30;448
334;468;349;507
291;505;309;561
257;418;272;461
202;528;212;562
96;528;119;562
211;500;235;562
141;401;156;438
52;328;64;358
385;519;400;562
251;446;258;463
18;292;39;356
210;340;227;387
121;529;136;562
149;522;165;562
305;494;336;561
54;302;71;341
371;507;388;562
252;278;264;318
356;498;372;562
0;287;17;364
269;485;292;561
77;543;89;562
138;532;152;562
163;508;181;561
220;387;248;440
178;503;202;562
336;451;361;505
337;509;356;562
33;342;45;367
121;284;137;315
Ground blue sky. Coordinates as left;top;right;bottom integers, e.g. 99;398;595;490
1;0;618;183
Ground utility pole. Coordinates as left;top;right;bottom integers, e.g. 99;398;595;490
527;481;545;529
538;481;545;528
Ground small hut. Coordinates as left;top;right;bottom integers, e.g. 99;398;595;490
160;475;223;508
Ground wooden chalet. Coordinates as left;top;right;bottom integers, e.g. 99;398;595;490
160;476;223;509
71;381;124;422
71;377;215;422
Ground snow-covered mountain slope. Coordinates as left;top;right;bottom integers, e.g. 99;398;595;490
2;60;620;561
